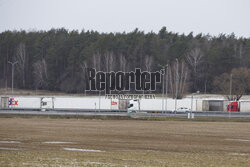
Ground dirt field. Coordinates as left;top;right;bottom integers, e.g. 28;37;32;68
0;118;249;166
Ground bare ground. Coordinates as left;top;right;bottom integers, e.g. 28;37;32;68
0;118;249;166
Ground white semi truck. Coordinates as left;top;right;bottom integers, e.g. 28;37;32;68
127;98;200;113
1;96;120;111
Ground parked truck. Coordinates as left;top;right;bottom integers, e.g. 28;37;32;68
227;101;250;112
127;98;199;113
0;96;120;111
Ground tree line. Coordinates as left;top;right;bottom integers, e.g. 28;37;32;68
0;27;250;97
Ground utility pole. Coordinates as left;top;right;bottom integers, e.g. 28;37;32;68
191;94;193;113
190;91;199;119
99;90;101;112
8;61;18;94
175;59;178;113
162;67;165;111
229;74;233;118
165;64;168;112
229;73;232;101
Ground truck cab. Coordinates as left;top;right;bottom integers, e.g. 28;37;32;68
41;97;54;111
227;101;239;112
127;99;140;113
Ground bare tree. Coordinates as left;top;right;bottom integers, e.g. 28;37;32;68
92;52;101;71
168;60;188;99
80;61;88;92
80;61;88;72
168;65;173;96
33;59;48;89
144;55;153;71
234;43;245;66
119;53;127;72
186;48;203;90
15;42;26;87
179;60;188;96
104;51;115;72
213;67;250;101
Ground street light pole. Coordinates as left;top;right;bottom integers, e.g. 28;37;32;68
165;64;168;112
229;74;233;117
175;59;178;113
230;74;232;101
99;90;101;112
8;61;18;94
190;91;199;119
191;94;193;113
162;68;165;111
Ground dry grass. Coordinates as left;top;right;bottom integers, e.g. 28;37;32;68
0;118;249;166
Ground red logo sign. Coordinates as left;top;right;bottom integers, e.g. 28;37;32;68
111;101;117;105
9;98;18;105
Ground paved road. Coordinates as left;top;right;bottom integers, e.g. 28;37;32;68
0;110;128;116
1;109;250;118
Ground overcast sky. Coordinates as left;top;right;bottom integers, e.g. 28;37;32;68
0;0;249;37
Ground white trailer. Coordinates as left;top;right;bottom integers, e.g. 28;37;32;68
7;96;41;109
128;97;200;112
239;101;250;112
53;97;119;110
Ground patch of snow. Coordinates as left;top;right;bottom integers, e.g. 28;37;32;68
43;141;75;144
0;141;20;143
0;147;19;150
229;153;250;156
225;139;250;142
63;147;104;152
